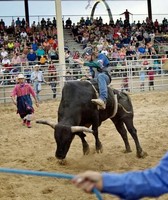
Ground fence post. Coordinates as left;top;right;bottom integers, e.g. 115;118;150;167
3;85;6;104
55;0;66;92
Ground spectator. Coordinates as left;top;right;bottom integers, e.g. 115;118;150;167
48;46;58;61
120;9;133;23
49;75;57;98
36;46;45;61
31;21;36;32
48;37;54;46
11;73;39;128
30;64;47;101
15;17;21;27
121;73;130;92
10;53;21;75
22;42;29;55
31;40;38;52
0;35;4;48
65;17;72;29
11;53;21;67
119;47;126;62
21;18;26;28
7;40;14;53
14;40;21;53
43;38;50;53
24;65;32;83
52;17;57;27
72;152;168;200
111;49;120;64
41;18;46;29
20;29;28;40
0;47;8;59
48;60;57;81
148;66;155;91
0;19;5;29
39;55;47;66
139;67;146;91
46;18;52;27
3;32;9;44
2;56;12;73
101;47;108;56
20;53;28;66
65;71;74;81
27;49;37;65
85;17;91;26
72;50;80;59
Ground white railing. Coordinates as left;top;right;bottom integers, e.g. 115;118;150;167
0;58;168;103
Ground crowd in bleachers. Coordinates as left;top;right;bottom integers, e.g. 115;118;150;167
68;15;168;78
71;15;168;58
0;14;168;85
0;17;61;85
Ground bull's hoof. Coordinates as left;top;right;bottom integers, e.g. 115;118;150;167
96;146;103;153
96;148;103;153
57;159;67;165
83;145;90;155
137;151;148;158
123;149;132;153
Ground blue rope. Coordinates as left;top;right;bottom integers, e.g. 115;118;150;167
0;167;103;200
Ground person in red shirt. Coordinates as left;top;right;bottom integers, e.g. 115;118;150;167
147;67;155;91
121;73;130;92
11;74;39;128
48;60;57;82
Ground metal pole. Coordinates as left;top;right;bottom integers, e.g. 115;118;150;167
147;0;152;21
55;0;66;92
24;0;29;26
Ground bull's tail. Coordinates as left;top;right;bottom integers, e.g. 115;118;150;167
36;120;56;129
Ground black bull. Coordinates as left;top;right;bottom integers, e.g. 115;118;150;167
36;80;147;160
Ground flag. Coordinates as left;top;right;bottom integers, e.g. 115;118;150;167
85;0;92;9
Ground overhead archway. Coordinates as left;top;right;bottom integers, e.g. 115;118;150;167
90;0;113;23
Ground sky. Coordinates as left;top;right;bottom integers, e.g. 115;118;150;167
0;0;168;26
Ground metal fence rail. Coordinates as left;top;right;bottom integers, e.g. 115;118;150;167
0;58;168;103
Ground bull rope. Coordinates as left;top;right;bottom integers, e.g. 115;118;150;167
109;94;118;118
118;103;132;114
85;80;99;99
0;167;103;200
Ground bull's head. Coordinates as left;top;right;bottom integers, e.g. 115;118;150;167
36;120;93;161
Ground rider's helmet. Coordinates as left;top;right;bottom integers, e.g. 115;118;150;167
82;47;93;57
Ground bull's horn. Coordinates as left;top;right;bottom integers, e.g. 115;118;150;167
71;126;93;133
36;120;56;129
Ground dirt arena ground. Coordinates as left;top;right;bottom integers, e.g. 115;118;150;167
0;91;168;200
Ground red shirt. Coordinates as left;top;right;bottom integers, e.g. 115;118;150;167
11;83;36;98
48;65;56;72
148;70;154;80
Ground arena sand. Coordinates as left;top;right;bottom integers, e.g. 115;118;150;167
0;91;168;200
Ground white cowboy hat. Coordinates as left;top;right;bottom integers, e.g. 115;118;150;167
17;74;25;79
34;64;39;68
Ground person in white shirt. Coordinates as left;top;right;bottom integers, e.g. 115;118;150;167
1;48;8;59
30;64;47;101
20;30;27;40
2;56;11;66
